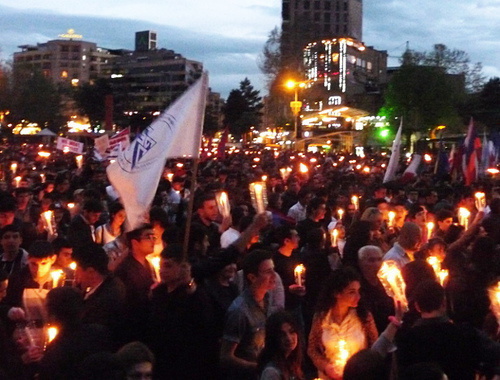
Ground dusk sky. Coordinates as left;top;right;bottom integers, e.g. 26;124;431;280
0;0;499;98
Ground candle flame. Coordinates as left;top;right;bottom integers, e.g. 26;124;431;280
69;262;77;271
299;163;308;173
377;261;408;311
47;326;58;343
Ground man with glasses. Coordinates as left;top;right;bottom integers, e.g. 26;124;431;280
221;249;280;380
114;224;156;344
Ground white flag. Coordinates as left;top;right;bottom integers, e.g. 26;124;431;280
383;119;403;183
107;73;208;229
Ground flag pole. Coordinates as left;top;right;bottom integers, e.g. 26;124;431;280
182;157;200;260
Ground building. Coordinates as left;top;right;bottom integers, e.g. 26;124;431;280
281;0;363;69
13;29;116;86
101;31;204;116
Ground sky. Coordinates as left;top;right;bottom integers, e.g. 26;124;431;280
0;0;499;98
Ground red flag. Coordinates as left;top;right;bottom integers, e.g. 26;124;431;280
217;128;229;160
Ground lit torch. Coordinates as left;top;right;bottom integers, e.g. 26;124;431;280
215;191;231;219
249;182;268;214
377;260;408;311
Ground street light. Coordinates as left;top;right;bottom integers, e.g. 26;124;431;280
285;80;305;144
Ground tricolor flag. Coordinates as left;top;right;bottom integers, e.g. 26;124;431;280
107;73;208;229
462;118;481;185
402;154;422;183
383;119;403;183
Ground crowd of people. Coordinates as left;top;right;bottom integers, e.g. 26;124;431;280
0;142;499;380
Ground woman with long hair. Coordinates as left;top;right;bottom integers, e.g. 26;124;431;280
258;310;304;380
95;202;126;245
308;267;401;380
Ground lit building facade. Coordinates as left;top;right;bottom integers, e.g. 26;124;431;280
13;30;115;86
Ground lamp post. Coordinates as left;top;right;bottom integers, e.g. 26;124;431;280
286;80;305;146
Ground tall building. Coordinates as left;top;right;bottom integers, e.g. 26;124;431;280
281;0;363;69
13;30;116;86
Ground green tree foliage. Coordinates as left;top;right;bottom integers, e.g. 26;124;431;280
74;78;112;127
0;60;12;116
380;64;463;135
224;78;263;138
474;77;500;131
11;68;62;130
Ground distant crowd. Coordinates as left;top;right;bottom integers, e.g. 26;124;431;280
0;143;499;380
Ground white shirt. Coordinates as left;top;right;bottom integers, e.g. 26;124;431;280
287;202;307;222
220;227;240;248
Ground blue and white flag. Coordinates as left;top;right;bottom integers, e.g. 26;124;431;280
107;73;208;229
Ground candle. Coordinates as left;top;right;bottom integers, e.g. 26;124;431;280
351;195;359;211
377;260;408;311
14;176;22;188
69;262;77;271
261;175;268;182
167;173;174;182
47;326;58;344
337;208;344;220
294;264;305;287
388;211;396;228
426;222;435;240
150;256;161;282
331;229;338;247
458;207;470;230
10;162;17;174
437;270;449;287
487;281;500;325
299;163;308;173
40;173;46;183
50;270;63;288
249;182;268;214
334;339;350;375
42;211;55;236
474;192;486;211
75;155;83;169
67;203;75;209
215;191;231;219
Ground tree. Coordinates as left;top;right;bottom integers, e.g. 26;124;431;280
224;78;263;138
10;68;62;131
474;77;500;131
74;78;112;127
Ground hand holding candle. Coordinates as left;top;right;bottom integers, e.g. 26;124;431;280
75;155;83;169
426;222;435;240
249;182;268;214
337;208;344;221
215;191;231;219
351;195;359;211
50;269;64;289
458;207;470;230
474;192;486;211
294;264;305;287
42;211;55;236
331;229;339;247
150;256;161;282
388;211;396;228
377;260;408;311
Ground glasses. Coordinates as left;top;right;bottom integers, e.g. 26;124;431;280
140;234;157;241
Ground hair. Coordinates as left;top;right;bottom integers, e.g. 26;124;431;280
0;224;21;239
407;205;426;220
315;267;367;320
398;222;422;251
274;226;296;247
402;261;437;302
13;187;32;196
82;199;104;213
257;311;303;379
115;342;155;372
149;206;169;230
108;202;125;220
489;197;500;214
297;187;311;201
305;228;325;249
187;223;208;255
307;197;326;216
126;223;154;246
0;197;16;213
28;240;55;259
74;244;109;275
51;237;72;254
230;206;245;228
360;207;381;223
267;192;282;210
413;280;445;313
343;349;386;380
399;362;446;380
160;242;185;264
444;224;463;244
435;209;454;222
195;193;216;211
46;287;84;326
358;245;383;261
242;249;273;278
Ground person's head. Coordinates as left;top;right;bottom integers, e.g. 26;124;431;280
426;238;447;262
127;224;156;257
13;187;32;208
435;209;454;233
188;223;209;257
82;199;104;225
242;249;276;291
196;194;219;223
424;190;439;205
0;198;16;228
407;205;427;225
267;192;283;210
307;197;327;221
358;245;383;278
51;237;73;268
0;269;8;302
230;206;246;231
160;243;190;288
398;222;422;253
413;280;446;315
27;240;57;282
115;341;155;380
399;362;447;380
109;202;126;227
343;349;386;380
0;224;22;254
305;227;326;250
316;267;361;313
258;311;302;377
297;187;313;206
406;188;419;203
489;197;500;215
46;286;84;327
373;184;387;200
360;207;383;231
274;226;300;251
74;244;110;288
